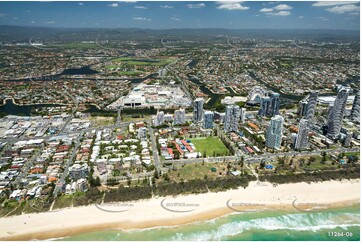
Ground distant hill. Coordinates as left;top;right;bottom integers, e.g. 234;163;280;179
0;25;359;42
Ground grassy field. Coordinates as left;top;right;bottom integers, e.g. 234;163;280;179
166;163;226;182
111;57;177;66
162;161;251;183
88;116;115;127
53;195;73;210
122;115;152;123
190;137;229;157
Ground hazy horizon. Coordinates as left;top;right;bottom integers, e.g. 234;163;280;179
0;1;359;30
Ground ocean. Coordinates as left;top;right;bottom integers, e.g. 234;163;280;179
59;206;360;241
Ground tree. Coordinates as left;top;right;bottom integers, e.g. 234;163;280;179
154;170;159;179
277;157;285;166
95;177;101;186
308;156;316;165
321;153;327;164
174;150;180;159
259;160;266;169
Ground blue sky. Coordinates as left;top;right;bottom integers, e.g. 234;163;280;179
0;1;359;30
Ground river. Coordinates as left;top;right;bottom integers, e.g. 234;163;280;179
0;99;65;116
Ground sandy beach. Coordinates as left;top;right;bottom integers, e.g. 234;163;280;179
0;179;359;241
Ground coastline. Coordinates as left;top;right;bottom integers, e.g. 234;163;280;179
0;179;359;241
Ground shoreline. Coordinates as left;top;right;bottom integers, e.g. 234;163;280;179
0;179;359;241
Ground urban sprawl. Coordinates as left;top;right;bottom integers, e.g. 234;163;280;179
0;36;359;215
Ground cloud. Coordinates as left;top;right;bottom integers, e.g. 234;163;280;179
30;20;35;24
298;16;304;19
13;17;18;20
135;5;147;9
260;4;292;15
171;16;181;21
217;2;250;10
317;16;329;21
326;4;360;14
186;3;205;9
107;3;119;8
161;5;173;9
274;4;292;10
45;21;55;24
78;2;84;6
312;1;358;7
133;17;151;21
267;11;291;16
0;13;6;17
259;8;273;12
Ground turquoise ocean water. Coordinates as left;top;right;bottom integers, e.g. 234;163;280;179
59;206;360;241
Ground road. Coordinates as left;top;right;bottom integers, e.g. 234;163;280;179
165;64;194;100
58;89;79;135
53;131;84;197
148;125;162;172
166;147;359;168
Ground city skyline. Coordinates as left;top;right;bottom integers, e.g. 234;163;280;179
0;1;359;30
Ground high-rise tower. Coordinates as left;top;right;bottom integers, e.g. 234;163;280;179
193;98;204;123
265;115;284;149
305;91;319;122
224;105;240;132
327;87;351;139
294;119;309;150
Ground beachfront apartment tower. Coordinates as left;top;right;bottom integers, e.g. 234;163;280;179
203;111;214;129
294;119;309;150
174;108;186;125
305;91;319;122
265;115;284;150
327;86;351;140
193;98;204;123
224;105;240;133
